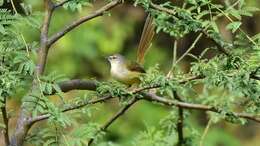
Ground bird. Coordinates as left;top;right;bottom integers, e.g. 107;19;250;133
107;14;155;85
107;54;146;85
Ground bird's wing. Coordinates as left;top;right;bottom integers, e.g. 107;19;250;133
127;61;146;73
137;14;155;64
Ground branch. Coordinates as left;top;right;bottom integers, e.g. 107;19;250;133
132;75;203;93
1;97;9;146
59;79;97;92
143;93;260;123
47;0;122;47
29;95;113;124
88;97;138;145
54;0;72;9
37;0;54;75
10;1;54;145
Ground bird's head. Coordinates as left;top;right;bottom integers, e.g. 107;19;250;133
107;54;126;65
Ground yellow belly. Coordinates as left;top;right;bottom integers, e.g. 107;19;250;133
111;70;142;85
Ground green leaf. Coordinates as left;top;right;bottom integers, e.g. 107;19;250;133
0;24;6;34
226;21;241;33
0;0;2;6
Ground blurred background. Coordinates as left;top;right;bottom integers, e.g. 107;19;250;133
1;0;260;145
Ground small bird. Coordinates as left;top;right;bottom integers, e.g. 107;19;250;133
107;54;146;85
107;14;155;85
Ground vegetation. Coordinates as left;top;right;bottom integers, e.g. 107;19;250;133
0;0;259;146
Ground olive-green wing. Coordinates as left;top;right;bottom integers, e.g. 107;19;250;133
137;14;155;64
127;61;146;73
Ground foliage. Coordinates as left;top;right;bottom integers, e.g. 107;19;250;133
0;0;259;146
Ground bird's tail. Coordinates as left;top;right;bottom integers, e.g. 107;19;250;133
137;14;155;64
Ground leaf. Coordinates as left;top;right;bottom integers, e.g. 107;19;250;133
226;21;241;33
0;0;3;6
0;24;6;34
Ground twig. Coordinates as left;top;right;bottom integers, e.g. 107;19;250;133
199;118;212;146
142;93;260;123
29;95;113;124
132;75;203;93
54;0;72;9
47;0;122;47
10;0;18;14
88;97;138;145
175;33;203;65
1;97;9;145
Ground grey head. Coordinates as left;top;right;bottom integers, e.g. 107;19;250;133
107;54;126;65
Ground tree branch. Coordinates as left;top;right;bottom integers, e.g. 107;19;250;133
10;1;54;145
29;95;113;124
142;93;260;123
37;0;54;75
88;97;138;145
47;0;122;47
1;97;9;146
59;79;97;92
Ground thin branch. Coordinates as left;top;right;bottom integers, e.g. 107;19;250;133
47;0;122;47
88;97;138;145
10;0;18;14
29;95;113;124
199;118;212;146
175;33;203;64
1;97;9;146
142;93;260;123
132;75;203;93
54;0;72;9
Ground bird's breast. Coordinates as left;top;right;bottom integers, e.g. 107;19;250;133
110;63;141;85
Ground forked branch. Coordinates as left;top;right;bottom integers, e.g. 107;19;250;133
48;0;122;47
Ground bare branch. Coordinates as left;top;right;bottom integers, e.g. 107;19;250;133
143;93;260;123
59;79;97;92
47;0;122;47
1;97;9;146
88;97;138;145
